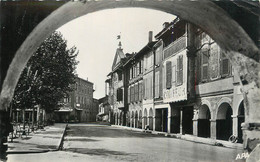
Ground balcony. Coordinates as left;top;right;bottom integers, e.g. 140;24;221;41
163;36;186;60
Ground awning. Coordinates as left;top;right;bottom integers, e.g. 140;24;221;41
75;107;83;111
55;106;73;112
97;112;106;117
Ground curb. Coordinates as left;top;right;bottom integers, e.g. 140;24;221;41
57;124;68;150
7;124;68;154
111;125;243;150
7;149;50;154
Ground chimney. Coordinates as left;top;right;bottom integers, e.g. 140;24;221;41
148;31;153;43
163;22;170;29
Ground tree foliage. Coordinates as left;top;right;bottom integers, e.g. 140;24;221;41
12;31;78;112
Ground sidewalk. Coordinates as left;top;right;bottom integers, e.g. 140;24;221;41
7;123;67;154
111;125;243;150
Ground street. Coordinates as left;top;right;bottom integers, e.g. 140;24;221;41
7;123;245;162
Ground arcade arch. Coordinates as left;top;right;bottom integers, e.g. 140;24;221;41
216;103;233;140
198;105;211;138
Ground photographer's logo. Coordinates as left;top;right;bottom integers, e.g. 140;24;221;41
236;152;249;160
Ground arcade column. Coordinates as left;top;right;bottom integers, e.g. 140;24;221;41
210;119;217;139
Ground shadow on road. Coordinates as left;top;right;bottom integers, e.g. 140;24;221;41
64;148;131;156
66;125;164;139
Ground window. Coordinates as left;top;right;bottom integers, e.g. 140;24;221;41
117;88;123;101
135;84;139;102
136;63;140;76
166;61;172;89
139;61;143;74
131;86;134;103
155;71;160;98
118;71;122;81
132;67;135;78
201;50;209;82
220;51;230;77
155;43;163;65
143;79;146;99
138;82;143;101
177;55;183;85
129;68;132;80
172;65;176;83
128;87;130;104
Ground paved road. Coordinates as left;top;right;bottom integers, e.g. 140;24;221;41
7;123;245;162
63;124;244;162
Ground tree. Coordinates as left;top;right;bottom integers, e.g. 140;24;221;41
11;31;78;126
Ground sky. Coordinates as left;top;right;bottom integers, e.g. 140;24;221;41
57;8;175;99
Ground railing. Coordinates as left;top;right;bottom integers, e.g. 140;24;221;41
163;36;186;59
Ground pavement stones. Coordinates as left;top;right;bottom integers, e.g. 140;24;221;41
7;123;67;154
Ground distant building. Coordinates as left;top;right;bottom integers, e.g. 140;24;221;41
97;95;110;122
54;76;96;122
92;98;99;122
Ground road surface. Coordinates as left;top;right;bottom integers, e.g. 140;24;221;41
7;123;245;162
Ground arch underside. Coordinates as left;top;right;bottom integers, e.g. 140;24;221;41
0;0;259;154
1;0;259;112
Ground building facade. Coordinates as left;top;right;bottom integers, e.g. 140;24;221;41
97;96;110;122
107;17;245;144
55;77;98;123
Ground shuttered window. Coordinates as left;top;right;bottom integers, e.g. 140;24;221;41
177;55;183;86
155;71;160;98
196;53;201;84
143;79;146;99
136;63;140;76
129;68;132;80
220;51;230;77
131;86;134;103
128;87;130;104
149;77;153;99
201;50;209;82
166;61;172;89
116;88;123;101
139;82;143;101
135;84;138;102
140;60;143;74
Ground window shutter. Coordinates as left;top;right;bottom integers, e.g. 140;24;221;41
221;52;229;76
166;61;172;89
143;79;146;99
155;72;159;98
150;77;153;99
196;54;201;83
177;55;183;85
130;86;133;102
139;82;142;101
135;84;138;102
140;60;143;74
128;88;130;103
201;50;209;81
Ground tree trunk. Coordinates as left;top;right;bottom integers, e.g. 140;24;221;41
32;107;35;129
22;109;25;130
37;105;41;127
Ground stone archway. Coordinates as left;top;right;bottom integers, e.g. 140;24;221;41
198;105;211;138
131;111;134;128
135;110;138;128
143;108;148;129
138;110;142;129
0;0;259;155
216;103;233;141
237;101;245;143
148;108;153;130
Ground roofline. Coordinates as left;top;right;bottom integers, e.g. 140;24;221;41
155;17;181;39
76;76;93;85
123;41;157;67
